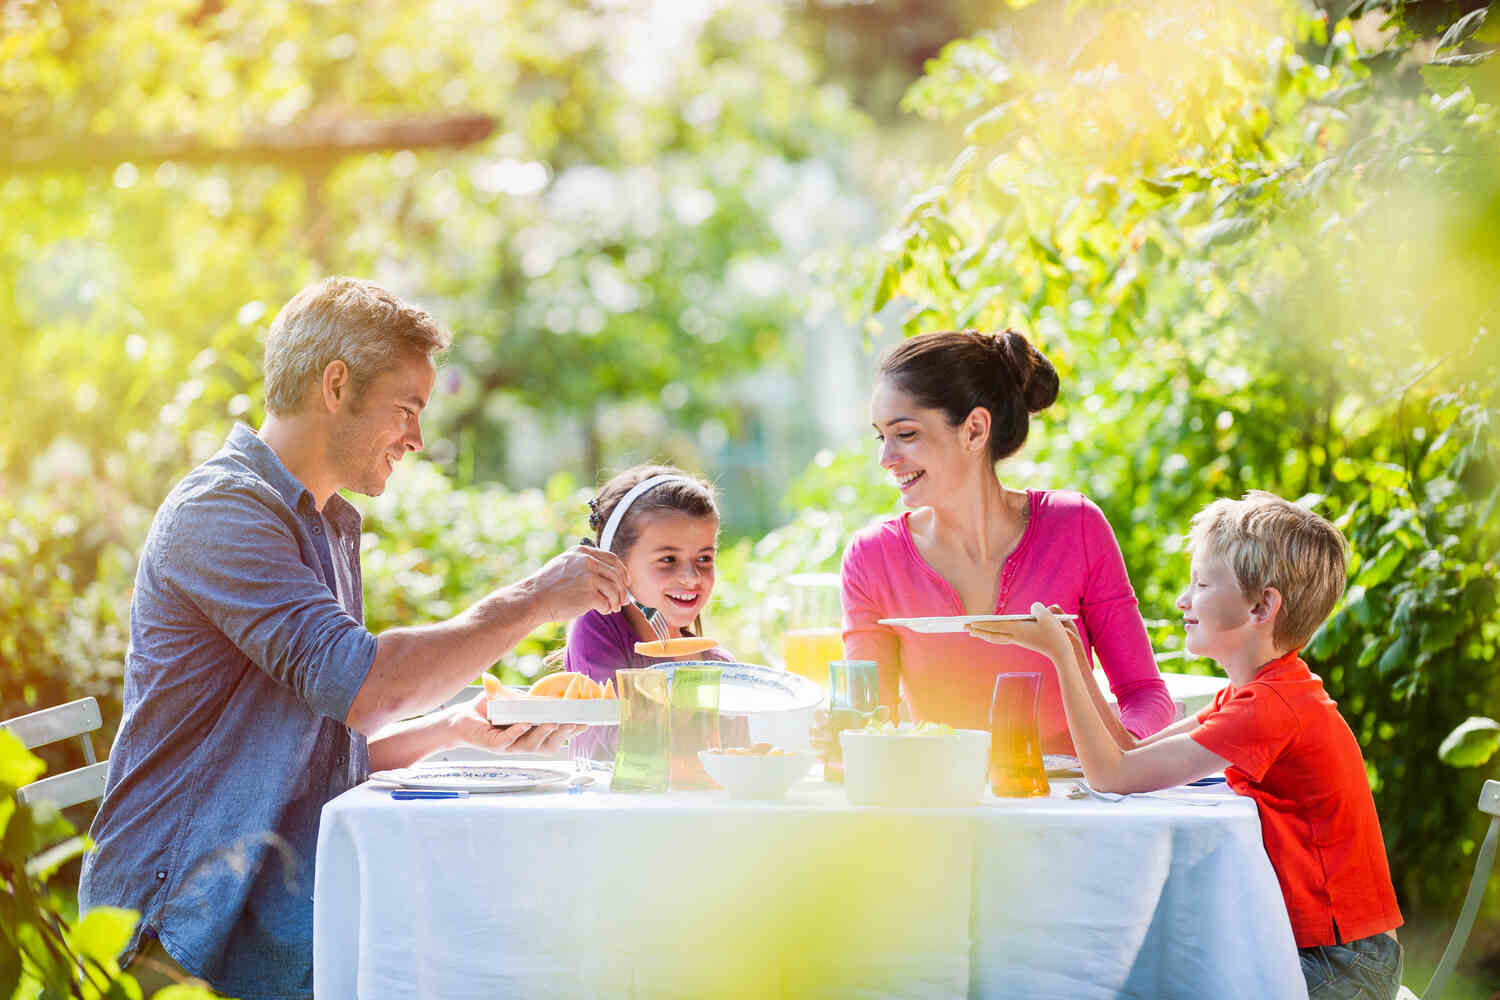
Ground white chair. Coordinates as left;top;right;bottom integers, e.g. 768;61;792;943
1397;778;1500;1000
1;696;110;809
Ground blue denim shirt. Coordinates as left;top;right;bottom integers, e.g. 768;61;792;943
79;424;377;1000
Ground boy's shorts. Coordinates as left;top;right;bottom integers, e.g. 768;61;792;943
1298;931;1403;1000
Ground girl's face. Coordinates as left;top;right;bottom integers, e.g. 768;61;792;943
870;378;983;508
622;511;719;630
1175;549;1256;660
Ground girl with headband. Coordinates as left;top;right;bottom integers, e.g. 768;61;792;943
563;464;735;681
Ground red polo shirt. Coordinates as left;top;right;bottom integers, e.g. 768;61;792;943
1191;651;1403;948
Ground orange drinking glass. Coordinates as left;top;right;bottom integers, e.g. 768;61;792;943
989;672;1050;798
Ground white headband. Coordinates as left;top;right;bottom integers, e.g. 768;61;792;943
597;474;696;553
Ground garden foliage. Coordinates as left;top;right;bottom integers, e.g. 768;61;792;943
842;0;1500;909
0;731;215;998
2;0;1498;955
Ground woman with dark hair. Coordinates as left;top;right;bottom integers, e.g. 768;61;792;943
840;330;1174;751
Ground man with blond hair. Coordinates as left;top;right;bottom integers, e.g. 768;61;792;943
79;277;629;999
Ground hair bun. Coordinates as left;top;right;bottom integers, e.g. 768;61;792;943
995;330;1059;414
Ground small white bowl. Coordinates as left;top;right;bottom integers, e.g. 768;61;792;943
698;749;815;800
839;727;991;807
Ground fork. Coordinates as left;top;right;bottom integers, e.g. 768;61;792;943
1067;781;1223;807
579;539;671;646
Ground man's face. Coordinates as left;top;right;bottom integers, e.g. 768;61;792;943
328;352;436;497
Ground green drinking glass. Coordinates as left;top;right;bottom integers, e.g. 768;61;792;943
610;669;671;793
668;665;722;790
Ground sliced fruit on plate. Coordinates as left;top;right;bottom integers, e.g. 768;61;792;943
601;678;616;699
633;636;720;658
480;673;503;698
528;672;576;698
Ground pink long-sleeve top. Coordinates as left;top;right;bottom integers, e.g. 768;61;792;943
840;489;1174;753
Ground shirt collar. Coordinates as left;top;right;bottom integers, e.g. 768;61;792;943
224;423;362;535
1246;647;1307;685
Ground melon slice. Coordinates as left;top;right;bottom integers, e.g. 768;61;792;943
480;673;504;698
601;678;616;700
633;636;720;658
529;672;576;698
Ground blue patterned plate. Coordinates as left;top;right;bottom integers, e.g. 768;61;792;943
369;762;572;793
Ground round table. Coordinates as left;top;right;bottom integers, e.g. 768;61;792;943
314;774;1304;999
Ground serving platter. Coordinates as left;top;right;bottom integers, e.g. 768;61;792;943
878;613;1079;634
654;661;825;716
369;761;572;793
487;697;619;726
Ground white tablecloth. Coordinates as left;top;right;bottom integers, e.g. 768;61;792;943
314;776;1304;999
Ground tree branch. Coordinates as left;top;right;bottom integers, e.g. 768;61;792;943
0;112;496;173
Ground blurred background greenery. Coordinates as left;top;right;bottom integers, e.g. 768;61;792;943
3;0;1498;994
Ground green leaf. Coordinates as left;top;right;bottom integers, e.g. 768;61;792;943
1193;217;1259;249
1356;540;1406;589
870;260;901;313
957;285;1007;327
1376;632;1411;676
1139;177;1182;197
153;985;222;999
0;937;22;1000
25;834;88;882
1437;8;1488;51
0;730;46;791
1427;50;1495;67
1438;717;1500;768
67;906;138;966
1028;234;1064;267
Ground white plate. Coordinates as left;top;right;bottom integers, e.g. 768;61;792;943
369;761;572;794
878;613;1079;634
487;698;619;726
654;662;825;716
1043;754;1083;777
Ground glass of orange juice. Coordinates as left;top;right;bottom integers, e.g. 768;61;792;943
779;573;844;685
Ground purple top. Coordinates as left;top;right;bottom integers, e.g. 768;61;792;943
563;609;734;682
562;610;744;758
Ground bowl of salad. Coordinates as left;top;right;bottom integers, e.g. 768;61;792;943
839;721;991;807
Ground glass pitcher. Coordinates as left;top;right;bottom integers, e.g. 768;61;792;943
988;672;1050;798
779;573;844;686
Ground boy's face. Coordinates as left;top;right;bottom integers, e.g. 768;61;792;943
1176;548;1257;661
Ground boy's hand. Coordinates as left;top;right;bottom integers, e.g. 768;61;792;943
967;602;1075;662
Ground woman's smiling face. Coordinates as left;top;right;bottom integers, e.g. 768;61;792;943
622;511;719;630
870;378;979;507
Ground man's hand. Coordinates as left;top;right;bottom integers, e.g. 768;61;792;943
527;544;630;623
449;691;581;756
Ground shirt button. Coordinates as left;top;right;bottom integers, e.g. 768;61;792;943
312;523;322;534
155;870;167;881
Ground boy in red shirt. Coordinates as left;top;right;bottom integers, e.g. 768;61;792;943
971;491;1403;999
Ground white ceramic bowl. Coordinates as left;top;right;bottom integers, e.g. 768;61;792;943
839;727;991;807
698;749;815;800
